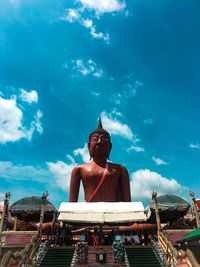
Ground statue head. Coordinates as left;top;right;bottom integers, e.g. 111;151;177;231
88;118;112;160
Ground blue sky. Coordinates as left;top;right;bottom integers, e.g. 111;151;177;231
0;0;200;208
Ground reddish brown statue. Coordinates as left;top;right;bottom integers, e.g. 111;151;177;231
69;119;131;202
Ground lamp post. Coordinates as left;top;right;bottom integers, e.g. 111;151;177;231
189;191;200;228
0;192;11;256
39;191;48;235
152;191;161;235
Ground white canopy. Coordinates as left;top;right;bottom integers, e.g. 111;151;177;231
58;202;150;224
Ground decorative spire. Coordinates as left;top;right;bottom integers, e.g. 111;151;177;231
89;117;110;141
97;117;103;130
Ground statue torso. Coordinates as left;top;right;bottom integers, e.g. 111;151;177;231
78;162;122;202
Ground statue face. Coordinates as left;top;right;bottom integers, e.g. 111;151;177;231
88;132;112;159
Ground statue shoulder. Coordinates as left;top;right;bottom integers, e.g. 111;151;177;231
71;164;81;176
109;162;128;172
109;162;129;177
119;164;129;176
71;163;90;174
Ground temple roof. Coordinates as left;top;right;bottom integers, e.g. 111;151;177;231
58;202;150;224
10;196;57;222
150;194;190;210
178;227;200;242
149;194;190;223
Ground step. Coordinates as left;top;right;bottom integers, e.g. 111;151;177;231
126;247;161;267
39;247;75;267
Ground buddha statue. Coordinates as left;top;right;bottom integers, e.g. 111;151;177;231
69;118;131;202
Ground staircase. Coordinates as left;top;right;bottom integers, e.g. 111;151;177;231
75;245;125;267
39;247;75;267
126;246;161;267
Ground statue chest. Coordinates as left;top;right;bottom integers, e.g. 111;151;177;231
81;168;120;187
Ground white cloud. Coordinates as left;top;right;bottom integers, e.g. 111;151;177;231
73;143;90;163
123;80;143;99
72;59;103;77
0;96;23;143
66;154;76;165
81;18;109;42
47;159;85;202
62;8;110;42
93;69;103;77
79;0;126;15
82;18;93;28
75;59;90;75
0;96;43;143
0;200;4;211
130;169;187;201
127;145;145;153
111;93;122;105
32;110;43;134
47;157;85;201
152;156;168;166
0;193;4;201
19;88;38;104
89;27;109;42
111;80;143;105
47;161;74;192
111;110;123;117
0;161;49;182
190;143;200;149
63;8;80;22
101;111;133;140
123;84;137;97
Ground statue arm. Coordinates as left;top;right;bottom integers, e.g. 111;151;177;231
120;166;131;202
69;166;81;202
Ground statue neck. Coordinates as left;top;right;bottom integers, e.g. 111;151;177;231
92;156;107;168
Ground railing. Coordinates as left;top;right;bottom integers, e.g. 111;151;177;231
184;249;199;267
0;233;41;267
70;248;77;267
17;233;41;267
151;237;167;266
0;250;21;267
124;250;130;267
158;231;199;267
32;239;50;266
